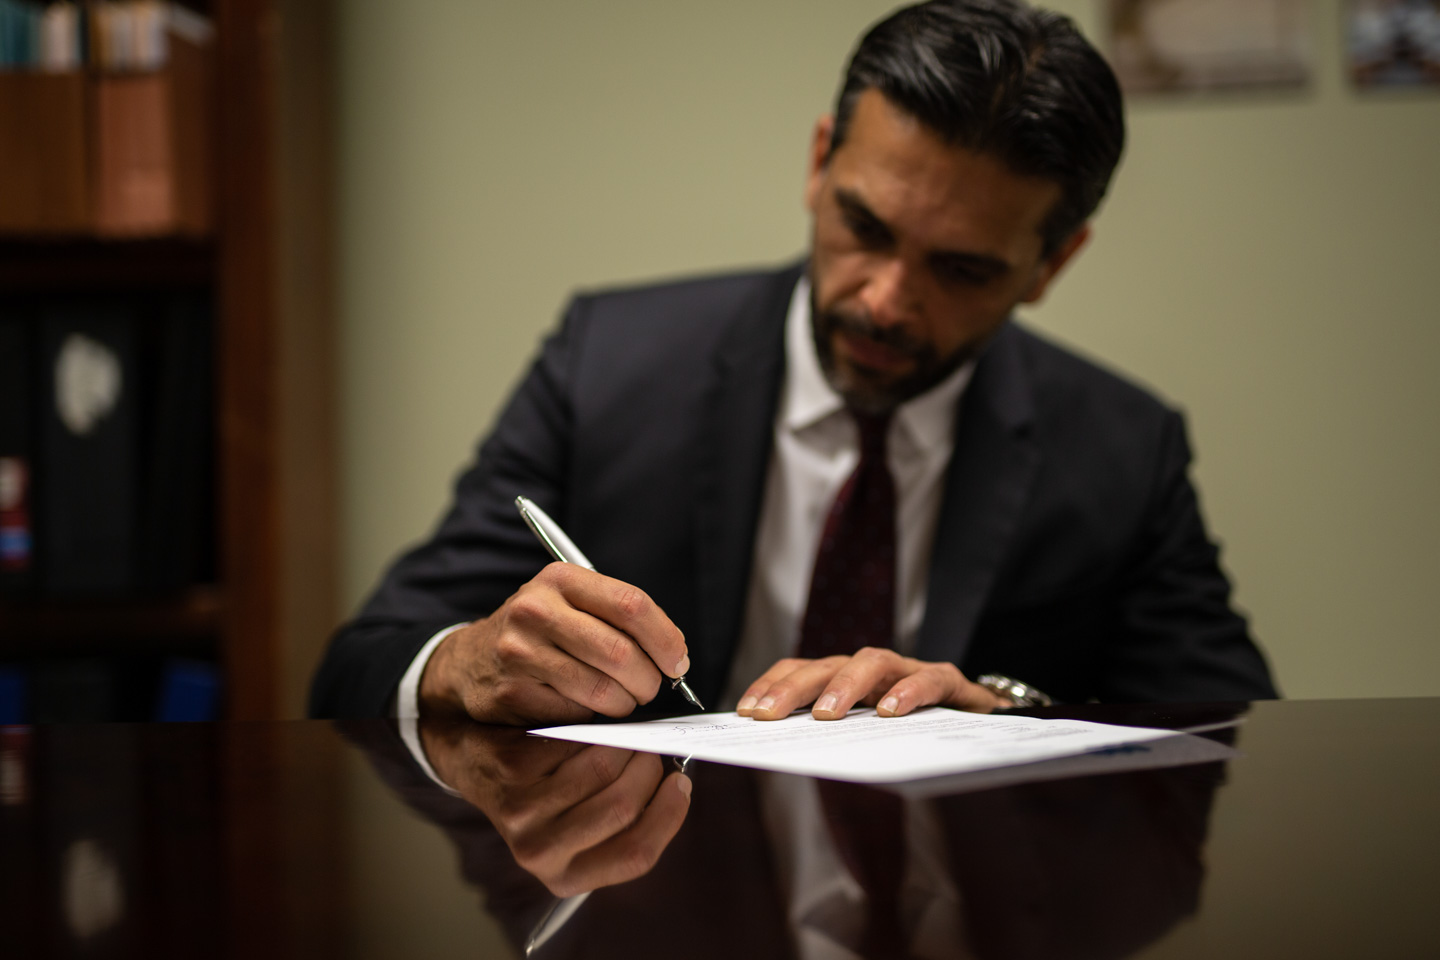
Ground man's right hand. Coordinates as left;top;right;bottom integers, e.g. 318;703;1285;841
419;722;692;897
418;562;691;725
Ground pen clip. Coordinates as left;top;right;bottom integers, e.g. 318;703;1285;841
518;499;568;564
516;496;596;570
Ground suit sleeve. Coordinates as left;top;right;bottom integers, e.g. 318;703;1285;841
309;299;588;718
1099;411;1278;703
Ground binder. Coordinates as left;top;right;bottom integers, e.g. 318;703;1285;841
139;292;213;589
91;24;212;236
37;302;140;597
154;658;219;721
0;666;26;723
0;316;35;592
30;658;116;723
0;71;89;235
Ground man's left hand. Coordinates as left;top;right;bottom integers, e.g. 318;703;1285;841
735;648;1010;720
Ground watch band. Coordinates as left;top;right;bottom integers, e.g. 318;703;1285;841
976;674;1054;708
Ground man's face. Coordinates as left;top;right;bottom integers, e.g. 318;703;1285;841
804;89;1089;413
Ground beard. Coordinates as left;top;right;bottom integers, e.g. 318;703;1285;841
810;290;983;415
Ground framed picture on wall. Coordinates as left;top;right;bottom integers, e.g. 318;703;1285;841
1346;0;1440;87
1105;0;1315;95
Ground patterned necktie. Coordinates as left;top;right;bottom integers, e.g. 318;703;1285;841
799;411;907;954
798;410;897;658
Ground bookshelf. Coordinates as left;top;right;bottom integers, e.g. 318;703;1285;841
0;0;337;723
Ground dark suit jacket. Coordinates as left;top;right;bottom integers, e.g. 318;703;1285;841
311;262;1275;717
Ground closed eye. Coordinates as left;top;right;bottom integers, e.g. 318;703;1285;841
930;253;1006;286
835;190;893;249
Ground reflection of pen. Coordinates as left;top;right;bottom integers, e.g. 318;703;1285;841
526;892;589;956
515;495;705;710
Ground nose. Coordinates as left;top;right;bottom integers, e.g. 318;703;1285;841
858;258;919;328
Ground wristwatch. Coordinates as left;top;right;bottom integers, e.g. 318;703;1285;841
976;674;1054;708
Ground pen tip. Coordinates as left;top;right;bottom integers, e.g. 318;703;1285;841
677;680;704;711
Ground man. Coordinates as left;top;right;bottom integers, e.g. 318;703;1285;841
311;0;1276;725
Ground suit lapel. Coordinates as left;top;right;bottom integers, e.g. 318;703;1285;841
916;323;1041;666
689;265;798;706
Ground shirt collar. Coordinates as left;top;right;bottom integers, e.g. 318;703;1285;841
781;276;976;450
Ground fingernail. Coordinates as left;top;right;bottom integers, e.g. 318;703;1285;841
737;696;757;712
675;774;692;798
756;696;776;713
674;655;691;676
815;694;838;714
879;696;900;715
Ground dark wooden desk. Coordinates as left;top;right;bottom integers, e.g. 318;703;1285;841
2;699;1437;958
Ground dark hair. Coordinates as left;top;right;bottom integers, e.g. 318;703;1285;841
830;0;1125;256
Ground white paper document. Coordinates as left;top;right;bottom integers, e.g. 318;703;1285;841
530;707;1181;784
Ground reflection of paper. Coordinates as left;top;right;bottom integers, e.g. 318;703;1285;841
890;728;1237;799
531;707;1179;784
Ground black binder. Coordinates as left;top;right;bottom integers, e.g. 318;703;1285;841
0;315;35;592
37;303;141;597
139;292;213;589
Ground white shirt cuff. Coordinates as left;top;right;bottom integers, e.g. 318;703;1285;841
396;622;467;796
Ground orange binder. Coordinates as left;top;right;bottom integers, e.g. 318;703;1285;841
91;30;212;237
0;72;90;234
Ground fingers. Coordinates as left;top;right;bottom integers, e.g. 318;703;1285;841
545;752;666;857
809;647;918;719
512;751;693;897
738;656;851;720
419;719;586;795
436;564;690;725
499;745;636;837
559;771;692;896
737;651;1010;722
514;564;689;712
736;658;811;716
545;562;690;678
874;661;1008;717
502;630;646;719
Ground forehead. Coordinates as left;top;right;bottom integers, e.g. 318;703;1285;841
827;90;1062;259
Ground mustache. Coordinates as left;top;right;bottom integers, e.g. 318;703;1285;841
817;305;928;359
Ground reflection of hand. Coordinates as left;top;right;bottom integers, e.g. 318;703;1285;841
420;722;691;896
418;562;690;725
735;648;1009;721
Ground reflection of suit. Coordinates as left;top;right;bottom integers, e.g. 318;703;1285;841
343;719;1224;960
311;263;1274;717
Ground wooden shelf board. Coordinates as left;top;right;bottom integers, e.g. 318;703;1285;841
0;585;224;654
0;236;216;290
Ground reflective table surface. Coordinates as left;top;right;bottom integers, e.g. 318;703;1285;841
2;698;1438;959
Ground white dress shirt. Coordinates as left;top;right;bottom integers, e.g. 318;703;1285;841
720;276;974;707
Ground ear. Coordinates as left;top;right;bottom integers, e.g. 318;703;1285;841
804;114;835;214
1019;224;1091;304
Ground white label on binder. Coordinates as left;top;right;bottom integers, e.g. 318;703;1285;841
55;334;123;437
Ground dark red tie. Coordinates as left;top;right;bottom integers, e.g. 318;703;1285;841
818;778;908;957
799;411;907;956
798;411;897;659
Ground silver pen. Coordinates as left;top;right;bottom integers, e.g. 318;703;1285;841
515;495;704;710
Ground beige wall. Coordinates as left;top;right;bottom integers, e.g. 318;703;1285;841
336;0;1440;700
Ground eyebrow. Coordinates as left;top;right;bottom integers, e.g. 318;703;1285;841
833;186;1013;279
